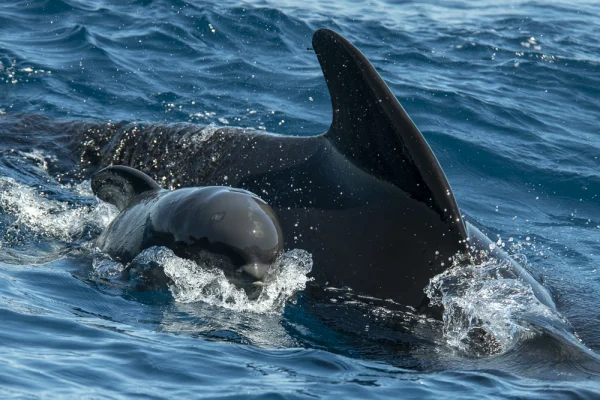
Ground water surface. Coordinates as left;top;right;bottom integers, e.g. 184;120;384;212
0;0;599;398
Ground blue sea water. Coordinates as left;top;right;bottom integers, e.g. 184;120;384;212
0;0;599;398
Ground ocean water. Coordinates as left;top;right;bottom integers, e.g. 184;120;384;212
0;0;599;398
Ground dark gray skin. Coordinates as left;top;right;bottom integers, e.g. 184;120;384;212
14;28;554;311
91;165;284;291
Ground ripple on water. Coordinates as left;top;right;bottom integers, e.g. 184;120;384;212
0;0;599;397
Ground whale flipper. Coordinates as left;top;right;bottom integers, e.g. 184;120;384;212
91;165;161;210
313;28;467;240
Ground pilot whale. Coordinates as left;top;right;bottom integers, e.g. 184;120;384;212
50;28;553;310
91;165;283;292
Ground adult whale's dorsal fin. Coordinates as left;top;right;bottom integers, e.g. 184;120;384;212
92;165;162;211
312;28;467;240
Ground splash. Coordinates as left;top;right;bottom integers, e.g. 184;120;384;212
119;246;313;314
425;253;567;356
0;59;52;85
92;251;125;277
0;177;117;243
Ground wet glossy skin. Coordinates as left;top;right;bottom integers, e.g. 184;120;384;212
79;29;468;306
71;28;554;310
96;184;283;283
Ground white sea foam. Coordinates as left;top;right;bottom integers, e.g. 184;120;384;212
128;246;313;314
425;253;567;356
0;177;117;243
92;251;125;277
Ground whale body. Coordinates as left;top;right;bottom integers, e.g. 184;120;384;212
49;28;554;310
91;165;284;291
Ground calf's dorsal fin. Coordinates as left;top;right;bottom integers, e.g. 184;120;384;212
312;28;467;240
92;165;161;211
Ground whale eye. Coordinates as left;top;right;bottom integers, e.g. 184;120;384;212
210;212;225;223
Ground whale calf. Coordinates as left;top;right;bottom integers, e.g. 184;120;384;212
91;165;283;292
54;28;554;310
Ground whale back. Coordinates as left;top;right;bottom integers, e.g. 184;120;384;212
72;29;470;307
234;29;469;305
